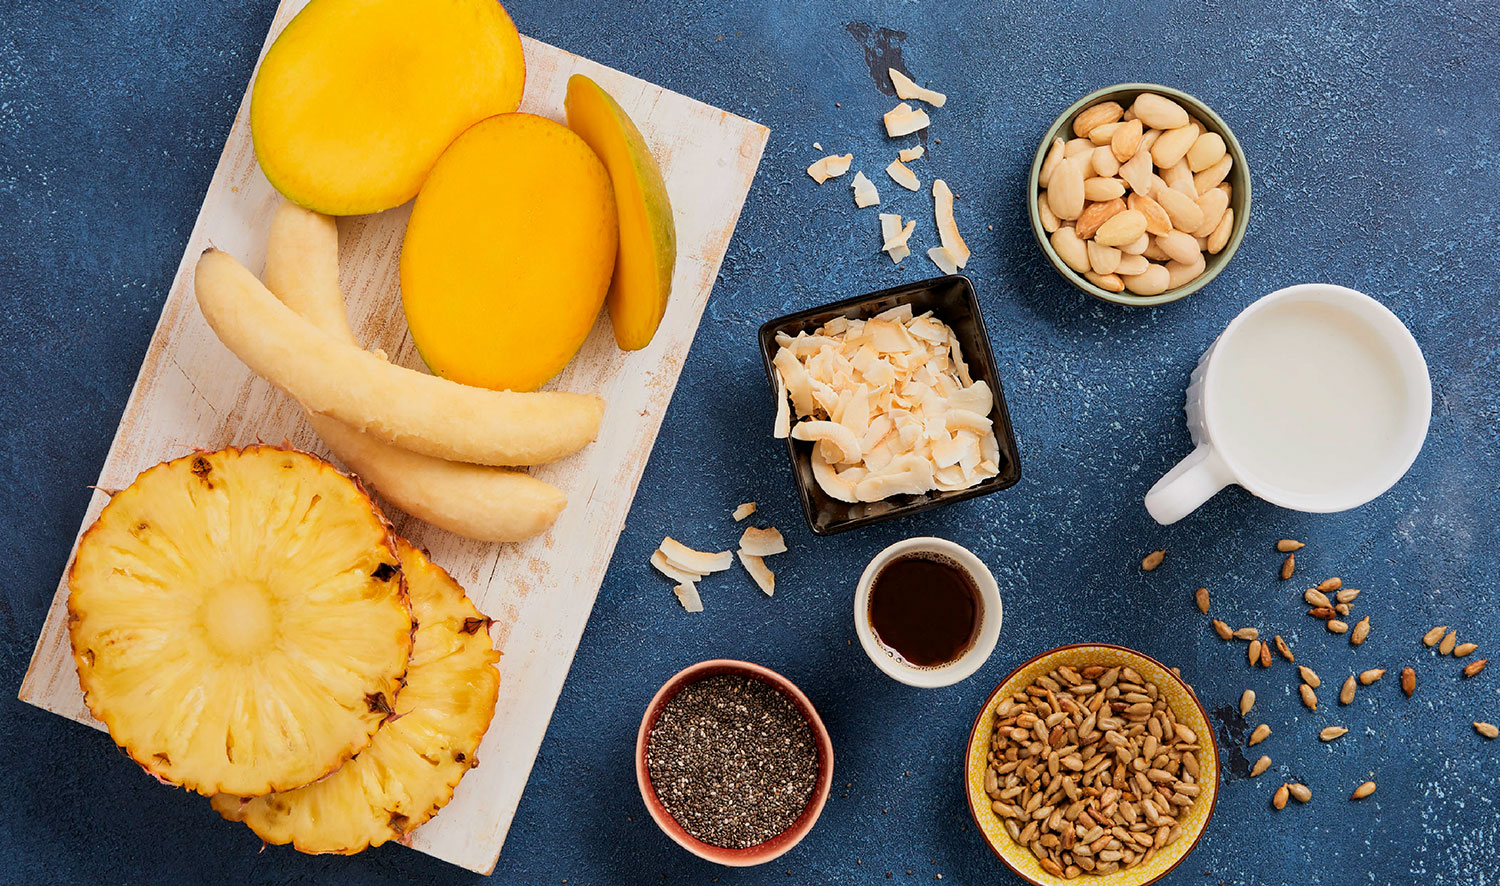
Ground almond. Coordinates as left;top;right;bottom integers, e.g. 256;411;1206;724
1115;253;1150;276
1073;101;1124;138
1186;132;1227;172
1048;156;1086;220
1110;118;1144;163
1154;183;1205;233
1193;154;1234;194
1083;176;1126;202
1131;93;1190;130
1091;145;1121;178
1152;124;1201;172
1087;240;1122;275
1128;193;1174;237
1075;198;1126;240
1119;148;1155;195
1120;233;1150;255
1166;255;1205;289
1084;271;1125;293
1207;209;1235;254
1089;121;1123;145
1038;198;1061;233
1121;263;1170;296
1050;226;1090;273
1158;230;1202;264
1065;136;1094;159
1193;187;1231;237
1094;209;1149;248
1039;137;1066;188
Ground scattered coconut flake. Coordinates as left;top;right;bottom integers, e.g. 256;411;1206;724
890;68;948;107
879;213;912;264
932;179;970;269
651;549;702;584
812;141;822;150
927;246;959;275
739;526;787;557
807;153;853;184
738;550;776;596
882;102;930;138
732;502;757;521
886;159;920;191
673;582;704;612
882;217;916;252
659;537;733;574
851;171;880;208
899;145;925;162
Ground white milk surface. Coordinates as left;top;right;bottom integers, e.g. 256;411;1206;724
1207;299;1413;498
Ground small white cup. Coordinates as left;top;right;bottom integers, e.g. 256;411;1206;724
1145;283;1431;524
854;537;1002;688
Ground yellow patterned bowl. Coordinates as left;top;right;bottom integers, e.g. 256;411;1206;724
964;643;1219;885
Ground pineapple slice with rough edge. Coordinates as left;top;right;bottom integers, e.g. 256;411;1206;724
68;446;412;798
211;537;501;853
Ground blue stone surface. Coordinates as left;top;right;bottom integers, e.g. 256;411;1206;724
2;1;1497;883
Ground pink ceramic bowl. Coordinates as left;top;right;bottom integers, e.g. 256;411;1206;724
635;659;834;866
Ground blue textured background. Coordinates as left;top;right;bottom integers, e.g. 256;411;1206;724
2;1;1497;883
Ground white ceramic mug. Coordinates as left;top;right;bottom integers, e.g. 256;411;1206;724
854;537;1001;688
1145;284;1431;525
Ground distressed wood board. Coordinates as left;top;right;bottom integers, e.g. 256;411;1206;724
18;1;768;875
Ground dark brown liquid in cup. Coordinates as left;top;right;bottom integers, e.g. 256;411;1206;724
868;553;980;668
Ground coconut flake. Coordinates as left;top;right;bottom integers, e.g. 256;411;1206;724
739;526;787;557
791;420;862;465
899;145;925;162
673;582;704;612
885;159;921;191
927;246;959;275
932;179;970;268
851;171;880;208
738;550;776;596
659;537;733;574
882;102;930;138
807;153;854;184
732;502;757;521
890;68;948;107
651;550;702;584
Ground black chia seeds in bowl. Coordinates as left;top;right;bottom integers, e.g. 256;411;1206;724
636;660;834;866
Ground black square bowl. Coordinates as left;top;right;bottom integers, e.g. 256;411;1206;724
757;275;1021;536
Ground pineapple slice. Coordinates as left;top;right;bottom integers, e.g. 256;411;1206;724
212;538;501;853
68;446;412;798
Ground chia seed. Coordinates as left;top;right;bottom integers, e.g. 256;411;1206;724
646;674;819;849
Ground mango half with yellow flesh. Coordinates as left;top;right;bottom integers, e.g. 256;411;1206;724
400;114;618;392
564;74;677;351
251;0;525;215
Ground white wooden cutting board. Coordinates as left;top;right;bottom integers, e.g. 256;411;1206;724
18;1;767;874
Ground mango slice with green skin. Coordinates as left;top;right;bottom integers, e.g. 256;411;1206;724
251;0;525;215
400;113;618;392
565;74;677;351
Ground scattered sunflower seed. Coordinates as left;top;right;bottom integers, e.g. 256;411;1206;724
1463;659;1488;678
1235;627;1260;641
1317;577;1342;592
1454;643;1478;657
1250;755;1272;777
1309;606;1335;620
1334;602;1351;617
1439;630;1458;656
1304;588;1333;608
1351;781;1376;800
1401;667;1416;697
1280;554;1296;580
1142;550;1165;571
1298;666;1321;688
1476;722;1499;740
1212;619;1233;640
1274;635;1294;662
1276;539;1305;553
1335;588;1360;604
1319;726;1349;741
1195;587;1210;614
1288;783;1312;803
1272;783;1289;809
1260;642;1271;667
1327;619;1349;634
1358;668;1386;685
1351;616;1371;646
1423;625;1448;646
1240;689;1256;716
1249;723;1271;746
1340;675;1356;705
1248;640;1261;667
1300;684;1319;711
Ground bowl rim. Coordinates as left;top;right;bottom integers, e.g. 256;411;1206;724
963;642;1220;885
1028;82;1252;307
756;274;1022;535
634;659;835;866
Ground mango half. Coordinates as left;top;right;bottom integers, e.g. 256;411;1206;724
251;0;525;215
565;74;677;351
400;114;618;392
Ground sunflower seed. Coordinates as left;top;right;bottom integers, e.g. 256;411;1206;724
1336;588;1360;604
1309;607;1335;620
1358;668;1386;685
1260;642;1272;667
1212;619;1233;640
1351;781;1376;800
1249;723;1271;746
1463;659;1488;678
1195;587;1210;614
1454;643;1478;657
1288;783;1312;803
1423;625;1448;646
1250;755;1272;777
1351;616;1371;646
1327;619;1349;634
1235;627;1260;641
1340;676;1357;704
1439;630;1458;655
1272;783;1289;809
1300;683;1318;711
1280;554;1296;580
1335;602;1351;617
1476;722;1499;739
1274;635;1294;662
1319;726;1349;741
1401;667;1416;696
1304;588;1333;608
1276;539;1305;552
1240;689;1256;716
1298;666;1321;688
1248;640;1261;667
1142;550;1165;571
1317;577;1342;592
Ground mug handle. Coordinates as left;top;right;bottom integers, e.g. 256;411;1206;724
1145;445;1236;525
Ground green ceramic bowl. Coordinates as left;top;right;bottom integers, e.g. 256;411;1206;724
1028;83;1251;307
